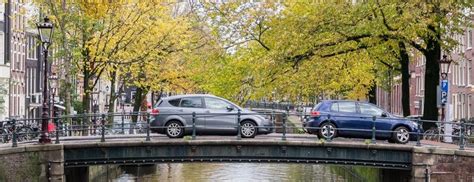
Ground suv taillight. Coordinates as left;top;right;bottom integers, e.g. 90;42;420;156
310;111;320;117
151;108;159;115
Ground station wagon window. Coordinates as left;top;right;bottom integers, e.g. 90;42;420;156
205;97;229;109
331;102;356;113
180;97;202;108
168;98;181;107
359;103;384;116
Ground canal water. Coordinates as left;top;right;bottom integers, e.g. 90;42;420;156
68;163;410;182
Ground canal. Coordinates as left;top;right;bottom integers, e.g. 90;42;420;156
66;163;410;181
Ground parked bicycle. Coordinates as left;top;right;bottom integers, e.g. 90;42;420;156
423;119;472;145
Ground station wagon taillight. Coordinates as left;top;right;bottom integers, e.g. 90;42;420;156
310;111;320;117
151;108;159;115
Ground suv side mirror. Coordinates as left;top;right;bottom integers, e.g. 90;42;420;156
226;106;234;111
381;112;388;117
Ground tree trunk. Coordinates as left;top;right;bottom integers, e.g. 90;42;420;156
399;41;411;117
421;25;441;130
81;64;91;136
61;0;73;124
131;87;144;123
107;70;117;124
368;83;376;104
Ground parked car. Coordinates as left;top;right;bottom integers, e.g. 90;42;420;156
305;100;422;144
150;94;274;138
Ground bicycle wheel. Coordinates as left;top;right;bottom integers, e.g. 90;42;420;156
0;129;6;143
17;127;35;141
423;129;436;141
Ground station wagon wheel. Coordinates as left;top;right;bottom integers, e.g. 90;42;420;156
392;126;410;144
240;120;257;138
166;121;184;138
318;122;337;140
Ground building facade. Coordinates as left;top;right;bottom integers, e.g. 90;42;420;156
0;2;10;120
8;0;27;119
376;18;474;121
25;31;41;119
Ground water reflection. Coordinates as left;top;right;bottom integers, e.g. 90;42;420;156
82;163;383;182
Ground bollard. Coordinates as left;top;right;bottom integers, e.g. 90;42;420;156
192;112;196;140
460;122;465;150
55;118;60;144
282;113;287;141
146;113;151;141
371;116;376;144
237;110;241;140
416;119;422;147
11;119;17;147
101;114;106;142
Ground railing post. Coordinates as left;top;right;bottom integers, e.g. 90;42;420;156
55;117;60;144
371;116;376;144
82;114;87;136
121;111;125;134
11;119;17;148
146;113;151;141
271;110;275;125
192;112;196;140
237;109;241;140
326;114;332;142
282;112;287;141
460;122;465;150
416;119;422;147
101;114;106;142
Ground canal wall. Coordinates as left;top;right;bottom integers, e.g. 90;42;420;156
0;144;64;182
0;141;474;181
412;147;474;182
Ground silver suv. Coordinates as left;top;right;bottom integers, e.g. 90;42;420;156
151;94;273;138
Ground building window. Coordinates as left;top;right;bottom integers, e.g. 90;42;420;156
469;60;472;85
468;95;472;119
468;29;473;49
461;60;465;86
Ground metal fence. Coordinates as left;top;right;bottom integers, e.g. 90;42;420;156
0;111;473;151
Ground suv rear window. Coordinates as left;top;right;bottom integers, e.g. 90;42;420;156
181;97;202;108
330;102;356;113
168;98;181;107
313;102;322;111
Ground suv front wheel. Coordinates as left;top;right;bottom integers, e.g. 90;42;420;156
392;126;410;144
240;120;257;138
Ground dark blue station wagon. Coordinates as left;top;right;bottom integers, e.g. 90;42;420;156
305;100;422;144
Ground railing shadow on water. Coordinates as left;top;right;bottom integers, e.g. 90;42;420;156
0;111;473;151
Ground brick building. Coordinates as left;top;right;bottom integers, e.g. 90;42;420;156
377;19;474;121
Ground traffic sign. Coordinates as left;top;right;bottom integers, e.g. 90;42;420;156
440;79;448;104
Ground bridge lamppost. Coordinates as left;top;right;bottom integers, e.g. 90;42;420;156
37;16;54;144
439;55;453;143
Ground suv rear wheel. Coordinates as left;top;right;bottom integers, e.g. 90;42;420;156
318;122;337;140
166;121;184;138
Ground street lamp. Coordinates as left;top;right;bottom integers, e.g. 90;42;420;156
49;73;58;116
439;55;453;143
439;55;453;80
37;16;54;144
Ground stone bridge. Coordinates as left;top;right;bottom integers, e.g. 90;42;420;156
0;135;473;181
